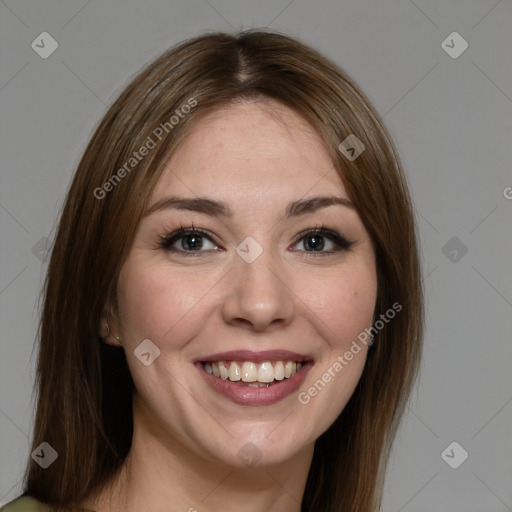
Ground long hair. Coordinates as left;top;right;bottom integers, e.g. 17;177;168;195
22;29;423;511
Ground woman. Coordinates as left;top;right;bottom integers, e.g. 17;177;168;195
3;29;423;512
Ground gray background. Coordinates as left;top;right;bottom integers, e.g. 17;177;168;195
1;1;511;510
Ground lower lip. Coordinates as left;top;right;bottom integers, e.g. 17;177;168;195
195;361;313;406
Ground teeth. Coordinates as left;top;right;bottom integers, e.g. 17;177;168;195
257;362;274;383
203;360;304;384
219;361;229;380
228;362;241;381
241;362;258;382
274;361;284;380
284;361;295;379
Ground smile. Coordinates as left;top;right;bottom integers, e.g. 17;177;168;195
195;350;313;406
203;360;304;387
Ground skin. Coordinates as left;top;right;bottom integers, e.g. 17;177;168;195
84;99;377;512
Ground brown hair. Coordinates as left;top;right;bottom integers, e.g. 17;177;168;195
22;29;423;511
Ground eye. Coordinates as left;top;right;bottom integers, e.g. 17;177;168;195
157;224;354;256
158;227;219;255
291;227;354;255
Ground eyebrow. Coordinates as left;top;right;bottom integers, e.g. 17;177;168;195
143;194;355;219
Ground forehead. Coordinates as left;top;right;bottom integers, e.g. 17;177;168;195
151;99;347;201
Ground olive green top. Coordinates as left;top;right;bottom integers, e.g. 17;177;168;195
1;497;97;512
1;497;53;511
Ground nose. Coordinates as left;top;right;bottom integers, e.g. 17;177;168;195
221;243;295;332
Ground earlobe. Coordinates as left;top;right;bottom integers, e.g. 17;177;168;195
105;319;123;346
99;311;109;339
99;305;123;347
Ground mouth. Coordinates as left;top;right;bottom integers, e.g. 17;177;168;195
194;350;313;406
201;360;305;387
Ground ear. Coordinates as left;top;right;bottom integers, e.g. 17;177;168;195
99;300;122;347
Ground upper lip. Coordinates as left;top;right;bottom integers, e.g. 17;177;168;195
195;350;311;364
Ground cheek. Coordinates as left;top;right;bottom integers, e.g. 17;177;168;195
116;259;221;348
293;266;377;436
299;263;377;351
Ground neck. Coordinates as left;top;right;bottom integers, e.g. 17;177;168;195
81;395;314;512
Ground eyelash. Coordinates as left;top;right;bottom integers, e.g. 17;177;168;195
156;222;354;257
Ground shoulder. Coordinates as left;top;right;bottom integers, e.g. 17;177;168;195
1;496;55;512
1;497;98;512
1;496;54;511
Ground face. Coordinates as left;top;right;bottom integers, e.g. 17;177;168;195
105;99;377;469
